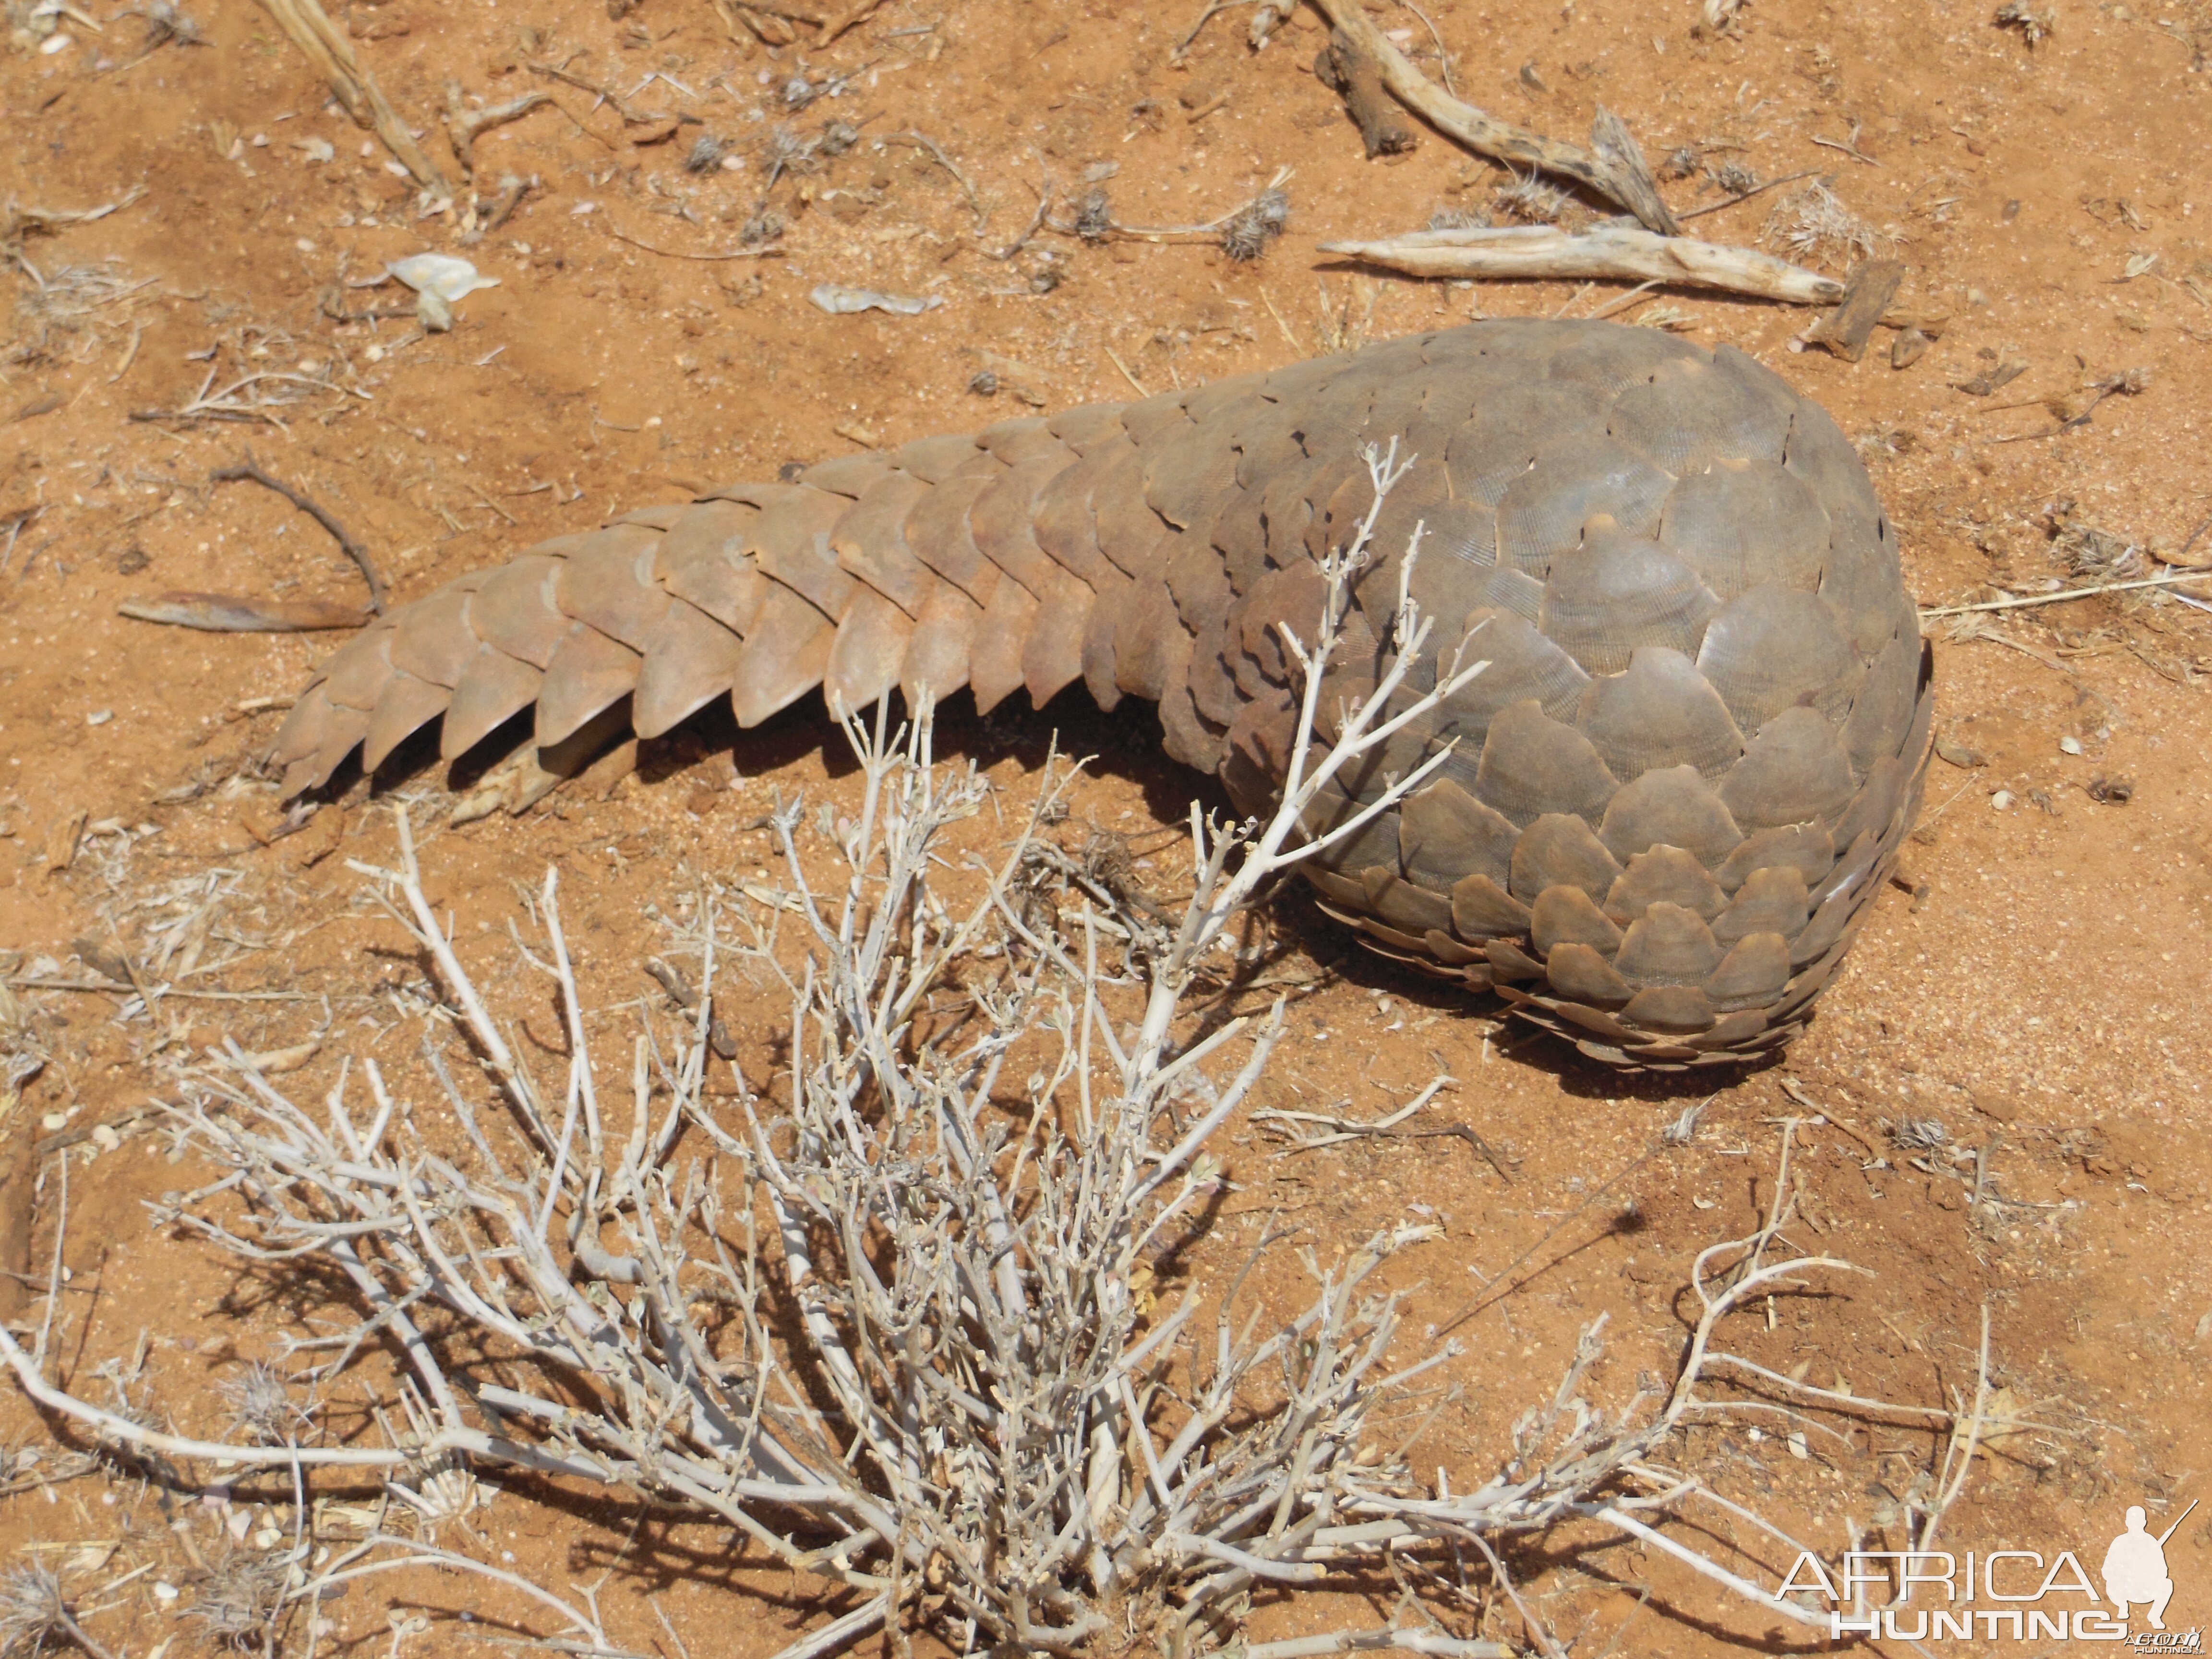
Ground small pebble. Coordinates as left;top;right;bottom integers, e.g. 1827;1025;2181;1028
154;1582;180;1603
39;1113;66;1132
253;1527;284;1549
87;709;113;726
1991;789;2014;810
2059;735;2083;754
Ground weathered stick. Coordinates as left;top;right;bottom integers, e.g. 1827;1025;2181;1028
1304;0;1680;235
255;0;449;193
1807;258;1904;361
1319;223;1845;305
1314;28;1418;158
212;454;387;613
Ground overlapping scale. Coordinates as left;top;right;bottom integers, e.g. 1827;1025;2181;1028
271;318;1928;1070
1538;528;1719;676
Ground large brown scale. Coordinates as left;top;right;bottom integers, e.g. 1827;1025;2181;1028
273;319;1934;1069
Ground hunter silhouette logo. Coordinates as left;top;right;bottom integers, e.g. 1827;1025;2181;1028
1777;1497;2199;1646
2104;1504;2182;1631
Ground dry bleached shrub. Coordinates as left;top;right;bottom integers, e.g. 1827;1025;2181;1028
0;446;1966;1659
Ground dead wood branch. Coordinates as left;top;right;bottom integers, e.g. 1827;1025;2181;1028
1314;27;1419;157
255;0;449;194
1304;0;1679;234
1320;223;1845;305
1806;258;1905;361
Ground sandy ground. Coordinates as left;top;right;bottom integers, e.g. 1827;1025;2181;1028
1;0;2210;1653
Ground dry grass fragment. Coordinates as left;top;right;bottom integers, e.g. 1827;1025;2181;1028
1762;179;1890;269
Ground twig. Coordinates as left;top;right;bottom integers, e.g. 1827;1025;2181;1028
1304;0;1679;234
1919;565;2212;617
879;132;984;227
1674;168;1824;221
211;454;386;613
1916;1304;1992;1566
987;158;1053;260
254;0;449;193
1805;258;1903;362
1174;0;1270;59
1583;278;1663;320
4;975;313;1003
1244;1632;1503;1658
445;88;551;177
1322;223;1841;304
1315;26;1420;158
1396;0;1458;97
0;186;148;244
1103;345;1151;397
527;60;656;125
1253;1078;1513;1181
1069;173;1293;245
1810;131;1880;166
601;222;783;261
129;364;365;428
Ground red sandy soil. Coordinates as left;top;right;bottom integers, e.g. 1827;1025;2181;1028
1;0;2209;1652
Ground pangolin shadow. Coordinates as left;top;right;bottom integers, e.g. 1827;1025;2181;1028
341;682;1782;1094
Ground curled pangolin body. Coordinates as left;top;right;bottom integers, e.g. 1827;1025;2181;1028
274;319;1933;1068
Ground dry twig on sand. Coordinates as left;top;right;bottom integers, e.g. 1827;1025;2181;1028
1058;168;1293;263
211;453;385;613
254;0;449;194
1321;222;1844;305
0;450;1982;1658
127;346;364;429
1314;26;1420;157
442;84;551;178
1305;0;1679;234
1920;565;2212;618
0;186;147;250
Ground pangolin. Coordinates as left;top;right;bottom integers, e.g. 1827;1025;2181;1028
272;319;1932;1068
